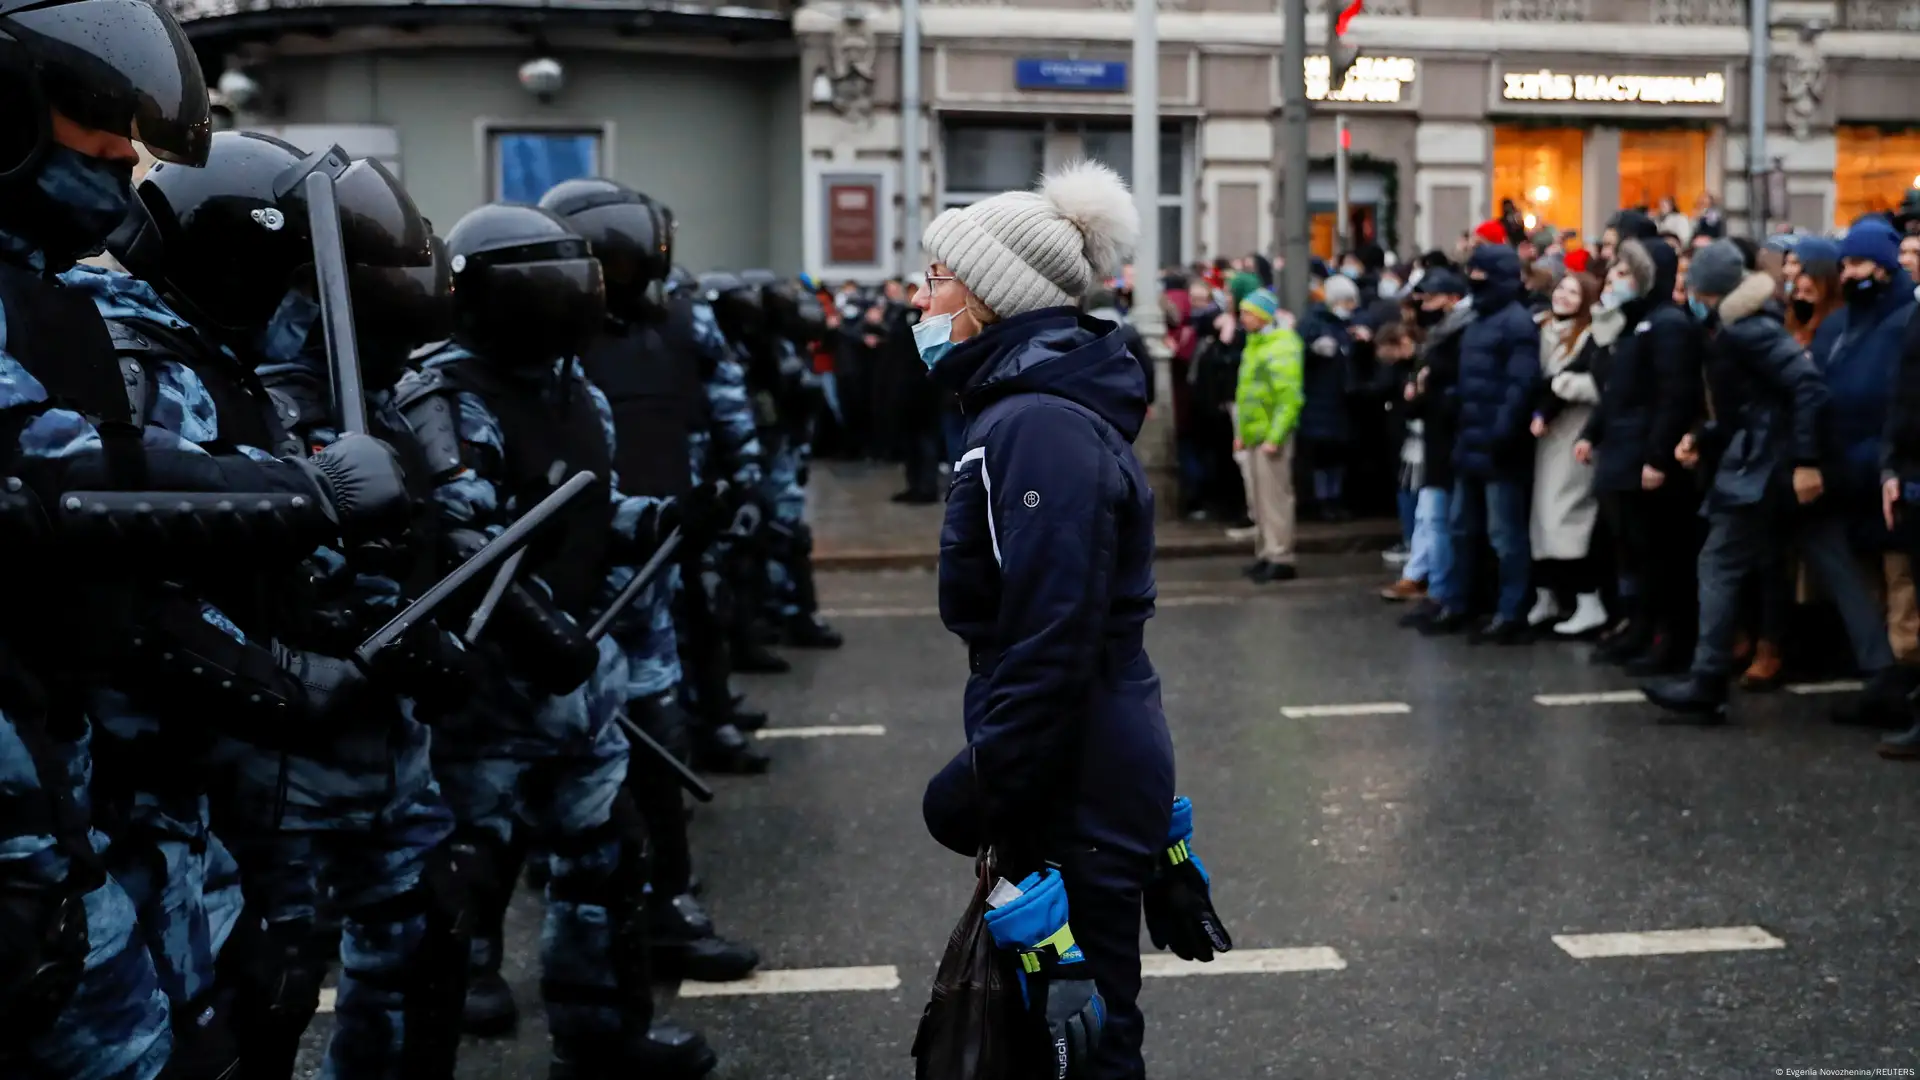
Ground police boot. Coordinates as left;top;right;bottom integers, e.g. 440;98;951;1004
730;636;791;674
648;892;760;983
783;612;844;650
694;722;771;774
457;829;525;1038
548;1023;719;1080
726;692;769;732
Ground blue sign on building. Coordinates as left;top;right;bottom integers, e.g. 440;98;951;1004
1015;58;1128;92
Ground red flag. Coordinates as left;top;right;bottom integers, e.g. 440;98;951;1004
1334;0;1364;36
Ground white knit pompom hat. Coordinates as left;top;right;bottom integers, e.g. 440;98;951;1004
922;159;1141;320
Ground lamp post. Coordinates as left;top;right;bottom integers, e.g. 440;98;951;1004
1130;0;1163;340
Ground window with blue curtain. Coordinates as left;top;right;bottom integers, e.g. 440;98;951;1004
492;130;601;204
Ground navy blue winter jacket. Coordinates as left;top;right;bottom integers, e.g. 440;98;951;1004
920;307;1176;865
1452;245;1543;480
1815;272;1914;547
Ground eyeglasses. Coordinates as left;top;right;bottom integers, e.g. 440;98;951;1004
925;266;958;295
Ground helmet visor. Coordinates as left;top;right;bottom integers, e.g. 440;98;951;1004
471;257;605;359
351;262;449;348
8;0;211;165
333;156;431;269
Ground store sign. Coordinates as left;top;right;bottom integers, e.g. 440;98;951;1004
1501;68;1726;105
1015;59;1128;92
826;181;879;265
1307;55;1417;104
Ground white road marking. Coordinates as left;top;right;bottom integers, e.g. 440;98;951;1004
755;725;888;739
1785;680;1865;695
816;605;941;619
1281;702;1411;719
1141;946;1348;978
1534;690;1647;706
1551;925;1786;959
317;987;336;1014
675;965;902;998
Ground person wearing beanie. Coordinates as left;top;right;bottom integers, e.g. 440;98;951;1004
915;160;1197;1079
1474;218;1509;247
1644;240;1887;721
1233;287;1305;583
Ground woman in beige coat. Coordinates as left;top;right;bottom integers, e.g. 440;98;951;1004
1526;271;1610;635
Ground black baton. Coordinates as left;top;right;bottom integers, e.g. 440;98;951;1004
618;715;715;802
586;530;682;642
463;548;526;645
302;168;369;436
355;470;597;665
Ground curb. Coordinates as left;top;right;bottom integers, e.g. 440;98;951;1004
817;522;1398;572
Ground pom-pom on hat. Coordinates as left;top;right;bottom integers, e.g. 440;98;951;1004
922;160;1141;320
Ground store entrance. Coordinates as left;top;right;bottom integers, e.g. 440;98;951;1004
1618;128;1708;217
1307;170;1386;259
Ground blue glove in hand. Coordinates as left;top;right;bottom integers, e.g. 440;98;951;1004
1143;796;1234;962
983;868;1106;1079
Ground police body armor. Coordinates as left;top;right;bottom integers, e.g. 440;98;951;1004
580;318;700;501
397;358;613;620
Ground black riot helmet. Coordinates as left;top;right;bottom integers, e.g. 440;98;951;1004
789;288;829;343
112;134;445;356
444;203;605;366
701;270;764;341
538;177;668;322
0;0;213;261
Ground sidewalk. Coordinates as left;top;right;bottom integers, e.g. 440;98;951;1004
807;460;1400;570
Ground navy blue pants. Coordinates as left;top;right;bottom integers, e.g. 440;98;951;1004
1056;844;1154;1080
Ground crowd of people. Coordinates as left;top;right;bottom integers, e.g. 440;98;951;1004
1165;197;1920;753
0;4;849;1078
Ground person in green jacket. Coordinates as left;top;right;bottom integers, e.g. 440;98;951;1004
1234;287;1305;582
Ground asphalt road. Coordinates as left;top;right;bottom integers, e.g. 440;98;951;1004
301;554;1920;1079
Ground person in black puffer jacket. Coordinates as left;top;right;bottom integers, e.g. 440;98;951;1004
1644;241;1891;721
1430;244;1539;642
1398;269;1472;624
1577;237;1706;672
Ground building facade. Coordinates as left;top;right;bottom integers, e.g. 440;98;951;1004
797;0;1920;276
167;0;1920;278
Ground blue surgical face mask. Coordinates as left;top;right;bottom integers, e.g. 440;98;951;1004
912;311;957;370
1377;278;1403;300
34;143;135;258
1687;295;1711;321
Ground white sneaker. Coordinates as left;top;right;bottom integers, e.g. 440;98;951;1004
1382;543;1410;567
1225;525;1258;541
1526;587;1562;627
1552;592;1610;636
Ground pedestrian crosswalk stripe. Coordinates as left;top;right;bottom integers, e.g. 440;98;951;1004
1281;702;1411;718
1141;946;1347;978
1534;690;1647;706
1551;925;1785;959
756;725;888;739
676;964;901;998
1785;680;1866;695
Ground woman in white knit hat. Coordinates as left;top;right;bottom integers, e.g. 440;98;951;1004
916;162;1226;1079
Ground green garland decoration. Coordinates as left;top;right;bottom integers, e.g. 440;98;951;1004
1308;152;1401;254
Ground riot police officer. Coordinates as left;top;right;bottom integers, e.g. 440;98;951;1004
398;202;716;1079
0;3;409;1077
84;130;474;1079
540;178;765;986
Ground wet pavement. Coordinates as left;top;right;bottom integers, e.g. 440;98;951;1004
300;554;1920;1079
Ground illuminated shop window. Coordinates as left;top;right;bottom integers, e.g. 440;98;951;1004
1836;126;1920;227
1492;126;1584;234
1618;129;1708;217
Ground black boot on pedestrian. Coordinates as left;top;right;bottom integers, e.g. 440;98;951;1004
1591;624;1649;666
649;893;761;983
1469;617;1528;645
1242;559;1269;579
728;705;769;732
1623;636;1689;677
548;1023;719;1080
1418;608;1473;636
731;639;791;674
1642;674;1730;724
783;612;843;649
1398;600;1439;629
695;722;771;774
1251;562;1297;584
1832;667;1916;730
1877;718;1920;759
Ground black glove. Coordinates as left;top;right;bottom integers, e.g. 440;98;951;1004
302;433;411;543
674;480;731;543
366;621;474;711
1038;977;1105;1078
272;644;374;721
1143;796;1233;963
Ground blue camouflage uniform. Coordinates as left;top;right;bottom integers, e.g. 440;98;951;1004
417;342;668;1053
237;292;460;1079
760;337;811;619
0;234;174;1080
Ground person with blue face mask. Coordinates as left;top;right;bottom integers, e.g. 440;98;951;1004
914;160;1219;1080
1644;239;1890;723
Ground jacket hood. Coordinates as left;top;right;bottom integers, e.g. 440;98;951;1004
1611;210;1661;242
1719;271;1780;325
1621;239;1678;322
934;306;1148;441
1467;243;1523;312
